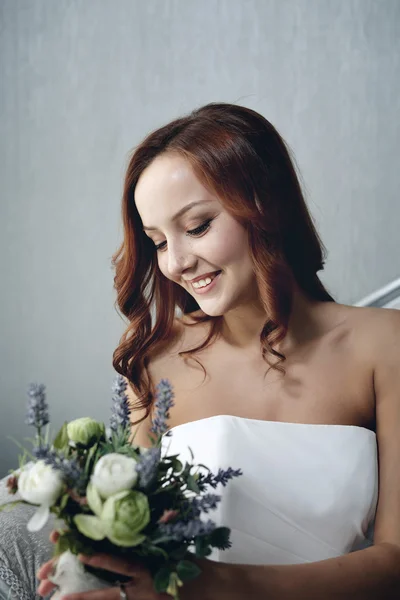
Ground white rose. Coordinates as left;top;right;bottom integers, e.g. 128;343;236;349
18;460;64;506
18;461;64;532
91;453;138;499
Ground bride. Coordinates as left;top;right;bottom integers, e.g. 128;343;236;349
36;102;400;598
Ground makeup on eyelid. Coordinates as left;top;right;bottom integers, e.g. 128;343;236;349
153;217;214;251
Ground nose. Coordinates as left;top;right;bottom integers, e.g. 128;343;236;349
166;239;196;280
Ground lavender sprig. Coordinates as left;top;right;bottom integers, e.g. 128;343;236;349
33;444;83;488
26;383;49;429
110;374;131;432
150;379;175;437
189;494;221;518
135;447;161;488
197;467;243;490
158;518;217;542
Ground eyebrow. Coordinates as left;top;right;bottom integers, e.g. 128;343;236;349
142;200;214;231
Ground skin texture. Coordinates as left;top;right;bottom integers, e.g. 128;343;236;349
36;531;170;599
135;151;263;340
36;153;400;599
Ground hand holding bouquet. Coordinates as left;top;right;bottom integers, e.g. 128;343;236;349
2;376;242;599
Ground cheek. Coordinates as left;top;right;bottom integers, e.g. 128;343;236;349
156;222;250;276
206;225;249;265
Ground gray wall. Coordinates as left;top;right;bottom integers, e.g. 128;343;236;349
1;0;399;477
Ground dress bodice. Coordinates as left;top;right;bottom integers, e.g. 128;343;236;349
163;415;378;565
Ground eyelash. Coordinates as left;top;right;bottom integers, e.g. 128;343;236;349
154;219;213;252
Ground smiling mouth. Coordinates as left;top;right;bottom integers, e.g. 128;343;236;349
191;271;221;289
189;270;220;284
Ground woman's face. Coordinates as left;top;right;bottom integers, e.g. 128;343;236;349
134;152;258;316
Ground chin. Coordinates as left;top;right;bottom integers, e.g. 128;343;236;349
192;295;229;317
197;306;225;317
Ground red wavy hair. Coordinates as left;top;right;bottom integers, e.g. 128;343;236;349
111;102;334;419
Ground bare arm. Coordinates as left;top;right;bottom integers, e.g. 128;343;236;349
236;542;400;599
186;309;400;600
180;543;399;599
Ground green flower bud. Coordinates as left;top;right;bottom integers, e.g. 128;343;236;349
167;572;183;597
67;417;105;447
101;490;150;547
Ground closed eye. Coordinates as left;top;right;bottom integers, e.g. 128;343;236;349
154;218;213;252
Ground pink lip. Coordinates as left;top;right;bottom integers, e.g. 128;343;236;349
190;271;222;295
186;270;221;284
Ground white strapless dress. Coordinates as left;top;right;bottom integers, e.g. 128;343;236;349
163;415;378;565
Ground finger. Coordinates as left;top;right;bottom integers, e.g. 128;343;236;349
36;558;56;580
36;578;56;597
78;553;144;578
61;586;121;600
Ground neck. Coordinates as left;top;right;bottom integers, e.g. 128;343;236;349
220;283;335;354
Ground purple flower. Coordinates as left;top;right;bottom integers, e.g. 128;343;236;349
25;383;49;429
33;444;82;487
135;447;161;488
158;518;217;542
150;379;175;436
110;374;131;432
197;467;243;490
189;494;221;517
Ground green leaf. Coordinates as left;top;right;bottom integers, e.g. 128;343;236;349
73;514;105;541
194;536;212;557
53;422;69;451
186;474;200;494
54;530;93;557
142;544;168;559
86;482;103;517
169;545;189;561
180;462;192;480
209;526;231;550
84;442;100;477
55;533;73;555
147;432;158;446
0;500;29;513
7;436;35;461
149;534;174;545
176;559;202;582
59;493;70;512
153;566;172;593
170;457;183;473
196;463;211;473
167;572;184;599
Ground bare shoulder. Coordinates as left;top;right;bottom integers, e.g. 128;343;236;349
315;303;400;389
340;304;400;355
355;306;400;387
346;303;400;326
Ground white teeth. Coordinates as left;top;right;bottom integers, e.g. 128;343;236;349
193;277;213;289
191;271;220;289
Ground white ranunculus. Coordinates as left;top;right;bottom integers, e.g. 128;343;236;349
18;461;64;531
90;453;138;499
18;460;64;506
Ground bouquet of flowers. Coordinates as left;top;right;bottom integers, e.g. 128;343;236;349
1;376;242;599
